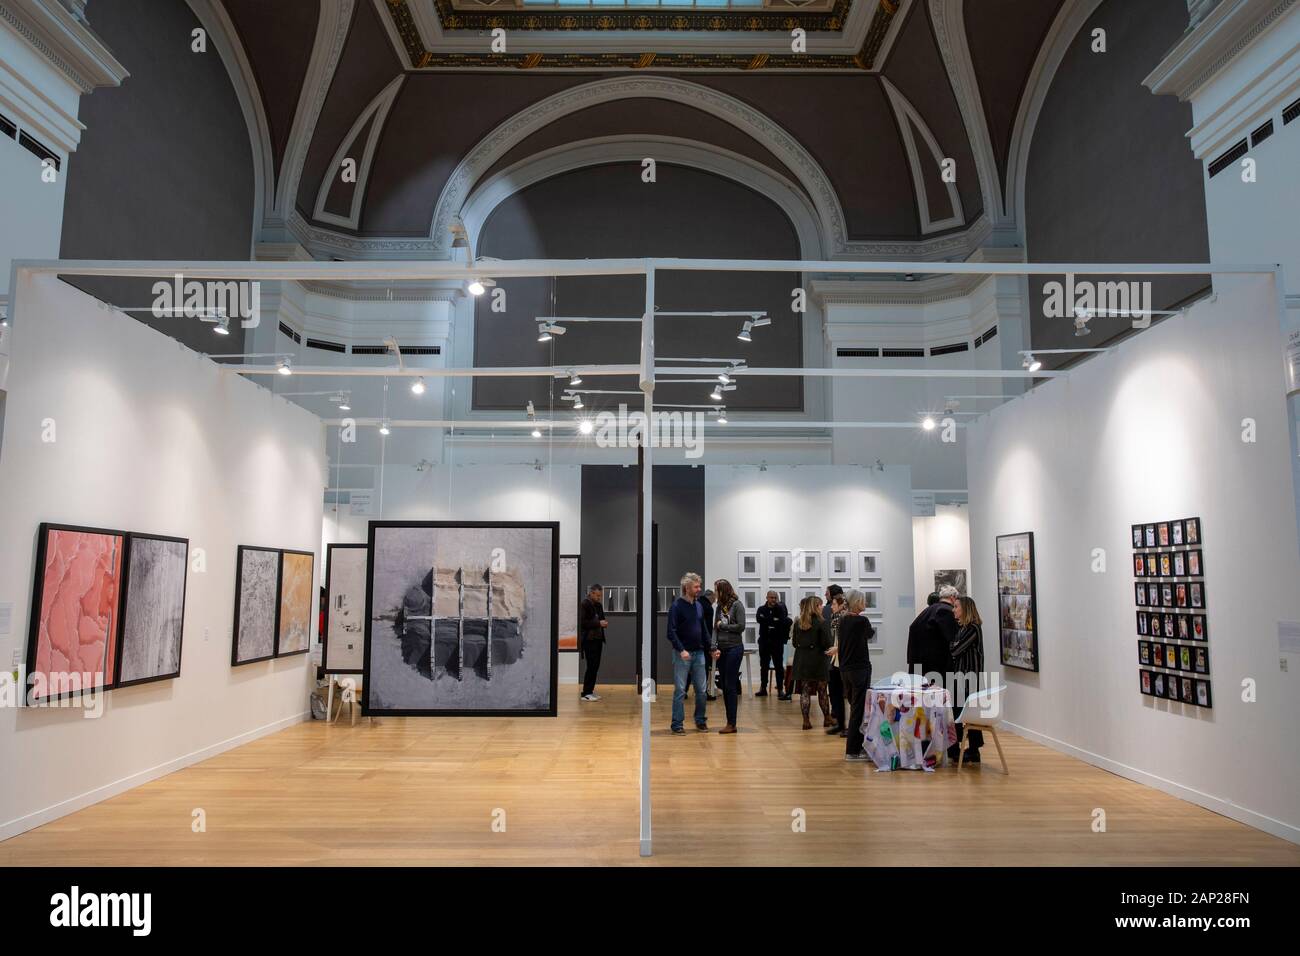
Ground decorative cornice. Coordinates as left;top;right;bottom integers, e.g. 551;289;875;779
1145;0;1295;100
812;273;986;305
0;0;126;92
430;0;855;34
299;279;461;302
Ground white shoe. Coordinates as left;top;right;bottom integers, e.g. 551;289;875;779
581;693;601;702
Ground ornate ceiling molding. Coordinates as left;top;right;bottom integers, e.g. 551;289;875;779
312;74;406;231
880;75;965;234
378;0;904;70
1145;0;1295;102
0;0;125;93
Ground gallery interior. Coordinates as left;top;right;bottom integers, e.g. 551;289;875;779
1;0;1299;871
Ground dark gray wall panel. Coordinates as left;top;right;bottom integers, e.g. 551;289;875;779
1025;0;1209;365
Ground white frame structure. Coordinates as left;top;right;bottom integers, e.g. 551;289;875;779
9;255;1288;862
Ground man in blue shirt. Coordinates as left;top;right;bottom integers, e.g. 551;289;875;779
666;571;717;734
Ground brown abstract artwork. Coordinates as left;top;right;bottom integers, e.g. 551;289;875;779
277;551;314;656
29;525;125;700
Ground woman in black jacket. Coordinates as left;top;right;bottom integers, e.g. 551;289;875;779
837;590;875;760
948;595;985;763
790;596;833;730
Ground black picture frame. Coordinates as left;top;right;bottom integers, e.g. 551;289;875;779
1184;517;1201;545
559;553;581;654
1133;552;1146;577
1144;524;1157;548
1159;553;1172;578
27;522;128;703
1145;553;1158;577
114;531;190;690
1181;676;1194;703
1150;642;1163;667
1175;583;1188;609
996;532;1039;672
1194;646;1209;675
1179;645;1192;672
1177;614;1190;641
361;520;560;718
275;549;315;659
1157;521;1171;547
1194;678;1212;708
322;543;368;674
1135;582;1147;605
1131;525;1143;548
231;545;282;667
1137;611;1148;635
1163;614;1175;639
1153;672;1167;698
1192;614;1208;641
1139;670;1154;695
1171;519;1185;546
1161;584;1173;608
1164;644;1177;670
1138;640;1150;664
1172;551;1186;577
1190;581;1205;609
1147;583;1160;605
1187;549;1203;577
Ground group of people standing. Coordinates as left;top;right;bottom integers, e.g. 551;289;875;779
578;574;986;766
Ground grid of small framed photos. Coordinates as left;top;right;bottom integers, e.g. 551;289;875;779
1133;517;1212;709
736;549;884;651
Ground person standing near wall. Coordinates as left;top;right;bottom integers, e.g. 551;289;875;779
667;572;713;735
947;595;986;764
712;579;746;735
825;591;848;735
908;585;958;685
837;590;875;761
578;584;607;702
791;596;833;730
754;590;790;697
699;588;717;701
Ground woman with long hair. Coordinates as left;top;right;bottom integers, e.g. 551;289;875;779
837;590;876;760
712;579;746;735
791;595;833;730
948;595;985;764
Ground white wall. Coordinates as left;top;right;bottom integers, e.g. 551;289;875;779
967;274;1300;843
704;464;916;676
0;272;325;840
912;503;972;603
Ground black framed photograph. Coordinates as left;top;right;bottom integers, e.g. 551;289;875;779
1177;615;1190;640
1192;615;1208;641
115;532;190;689
1135;582;1147;605
1150;642;1163;667
1185;517;1200;544
1161;584;1173;607
1173;551;1186;576
1190;582;1204;608
1179;645;1191;671
1149;612;1161;636
1138;640;1151;664
1153;672;1167;698
1148;583;1160;605
1159;553;1172;577
1175;583;1188;608
1132;525;1143;548
1145;554;1158;577
1140;670;1154;696
1195;679;1212;708
1163;614;1175;639
996;532;1039;672
1194;646;1209;675
1157;521;1170;547
362;520;560;717
1181;677;1194;703
1166;673;1181;701
1171;520;1184;546
1164;645;1177;670
1133;553;1145;577
1187;549;1203;576
232;545;282;667
1144;524;1157;547
1137;611;1149;635
275;549;316;659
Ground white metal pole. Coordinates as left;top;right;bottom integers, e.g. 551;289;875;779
640;264;655;859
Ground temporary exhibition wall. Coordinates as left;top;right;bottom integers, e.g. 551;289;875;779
704;464;916;677
0;273;325;840
912;503;973;603
967;274;1300;842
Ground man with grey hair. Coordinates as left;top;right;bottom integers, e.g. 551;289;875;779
666;572;716;734
907;585;957;685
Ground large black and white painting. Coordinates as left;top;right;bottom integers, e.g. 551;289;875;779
363;522;558;716
324;544;367;674
117;534;188;686
232;546;279;666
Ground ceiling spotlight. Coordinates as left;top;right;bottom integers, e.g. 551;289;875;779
468;280;486;296
569;372;583;386
214;316;230;336
944;399;959;414
1022;352;1042;373
710;386;723;401
716;409;728;425
572;395;584;410
337;400;351;412
379;421;391;436
531;427;542;439
578;419;594;435
737;321;753;343
718;372;732;385
538;322;566;342
922;416;936;431
410;377;426;396
277;358;292;376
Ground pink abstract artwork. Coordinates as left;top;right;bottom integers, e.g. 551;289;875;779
32;527;124;698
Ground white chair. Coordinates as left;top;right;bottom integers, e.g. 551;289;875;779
955;684;1008;774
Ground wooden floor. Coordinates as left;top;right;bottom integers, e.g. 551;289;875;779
3;686;1297;866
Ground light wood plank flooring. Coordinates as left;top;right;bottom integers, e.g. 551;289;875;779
3;686;1296;866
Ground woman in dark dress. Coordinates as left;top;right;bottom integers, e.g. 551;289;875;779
948;595;986;763
790;596;833;730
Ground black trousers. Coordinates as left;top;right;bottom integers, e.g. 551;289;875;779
827;665;845;727
581;640;603;696
842;668;872;756
757;638;784;692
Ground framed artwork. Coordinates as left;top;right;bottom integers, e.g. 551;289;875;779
1194;679;1212;708
27;523;126;701
1157;522;1171;547
1190;582;1204;609
1164;645;1177;670
1159;554;1172;578
737;550;761;581
796;585;821;605
1131;525;1143;548
1173;551;1186;577
743;622;759;648
1147;583;1159;606
1191;615;1207;641
1161;584;1173;608
1177;615;1190;640
1194;646;1209;675
866;615;883;652
857;550;881;580
1133;553;1145;577
1171;520;1185;546
1144;524;1157;548
794;549;821;580
324;544;368;672
827;550;852;581
363;521;558;717
1153;672;1166;698
861;586;882;610
1135;583;1147;605
276;550;315;658
1163;615;1175;639
1181;676;1194;703
1138;640;1150;665
741;587;762;612
996;532;1039;672
1167;674;1181;702
1137;611;1149;636
772;586;791;608
1149;612;1162;636
1184;517;1201;545
116;533;189;688
1179;645;1191;671
232;546;280;666
934;569;968;595
1175;583;1188;608
1145;554;1158;577
1187;550;1203;576
557;555;580;652
1150;642;1162;668
1139;670;1153;695
768;550;792;580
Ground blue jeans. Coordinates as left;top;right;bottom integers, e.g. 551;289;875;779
719;644;744;726
672;650;708;730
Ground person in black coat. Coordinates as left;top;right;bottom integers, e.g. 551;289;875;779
754;590;791;697
907;586;958;685
578;584;607;700
948;595;986;763
837;590;876;760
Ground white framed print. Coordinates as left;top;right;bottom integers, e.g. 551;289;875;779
858;550;882;580
794;549;821;580
769;550;792;580
866;614;884;652
740;587;761;612
743;622;759;648
737;550;761;581
797;584;821;604
772;586;791;608
861;585;882;610
827;550;852;580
